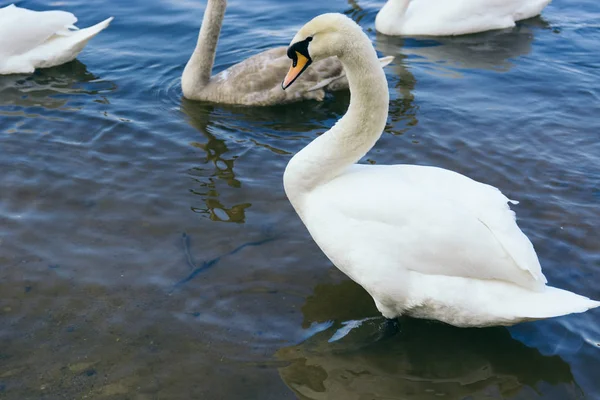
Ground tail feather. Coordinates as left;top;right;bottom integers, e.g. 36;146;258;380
378;55;395;68
516;286;600;320
72;17;114;42
34;16;113;70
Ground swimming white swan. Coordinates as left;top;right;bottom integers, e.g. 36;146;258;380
375;0;552;36
282;13;599;327
181;0;392;106
0;4;113;75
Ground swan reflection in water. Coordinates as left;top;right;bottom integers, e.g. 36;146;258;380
178;85;379;223
276;280;579;400
0;60;116;112
180;98;251;223
375;17;549;77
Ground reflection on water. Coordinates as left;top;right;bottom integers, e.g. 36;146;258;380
376;18;549;77
383;54;418;133
182;99;250;223
344;0;369;24
0;60;116;112
177;93;352;222
277;280;580;400
0;0;599;399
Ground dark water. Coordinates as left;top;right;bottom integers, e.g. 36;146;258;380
1;0;599;398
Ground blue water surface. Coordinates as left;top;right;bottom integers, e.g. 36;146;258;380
0;0;599;398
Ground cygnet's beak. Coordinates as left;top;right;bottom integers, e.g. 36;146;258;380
282;38;313;90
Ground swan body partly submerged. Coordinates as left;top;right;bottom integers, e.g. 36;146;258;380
0;4;113;75
281;13;598;327
181;0;392;106
375;0;552;36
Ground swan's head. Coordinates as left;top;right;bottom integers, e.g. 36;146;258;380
282;13;358;90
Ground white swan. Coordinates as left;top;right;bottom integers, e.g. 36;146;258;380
281;13;599;327
375;0;552;36
0;4;113;75
182;0;392;106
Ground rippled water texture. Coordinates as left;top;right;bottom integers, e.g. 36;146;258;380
1;0;599;398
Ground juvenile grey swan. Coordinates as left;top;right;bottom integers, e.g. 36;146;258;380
281;13;599;327
181;0;393;106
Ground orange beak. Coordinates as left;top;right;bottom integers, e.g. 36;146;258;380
282;52;311;90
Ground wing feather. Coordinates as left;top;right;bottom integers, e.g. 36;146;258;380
0;5;77;58
309;164;547;291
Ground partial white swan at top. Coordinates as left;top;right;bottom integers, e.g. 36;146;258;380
0;4;113;75
181;0;393;106
375;0;552;36
281;13;598;327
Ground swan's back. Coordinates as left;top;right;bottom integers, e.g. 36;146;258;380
0;5;77;58
377;0;552;36
0;4;112;74
306;164;547;291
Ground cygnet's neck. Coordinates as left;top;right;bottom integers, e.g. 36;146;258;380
284;26;389;206
182;0;226;98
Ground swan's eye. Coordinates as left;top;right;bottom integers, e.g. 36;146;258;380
286;37;312;61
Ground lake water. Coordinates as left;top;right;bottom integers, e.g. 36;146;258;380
1;0;599;398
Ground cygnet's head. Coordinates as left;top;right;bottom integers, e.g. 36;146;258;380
282;13;359;90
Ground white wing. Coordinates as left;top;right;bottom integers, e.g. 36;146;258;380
306;164;547;291
0;4;77;58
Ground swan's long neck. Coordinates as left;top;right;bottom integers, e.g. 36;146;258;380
284;27;389;207
181;0;226;96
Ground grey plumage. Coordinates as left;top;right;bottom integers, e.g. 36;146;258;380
181;0;392;106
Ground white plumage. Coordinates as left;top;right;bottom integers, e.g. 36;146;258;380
375;0;552;36
283;13;599;327
0;4;113;75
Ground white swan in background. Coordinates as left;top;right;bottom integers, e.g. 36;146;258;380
182;0;393;106
281;13;599;327
375;0;552;36
0;4;113;75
